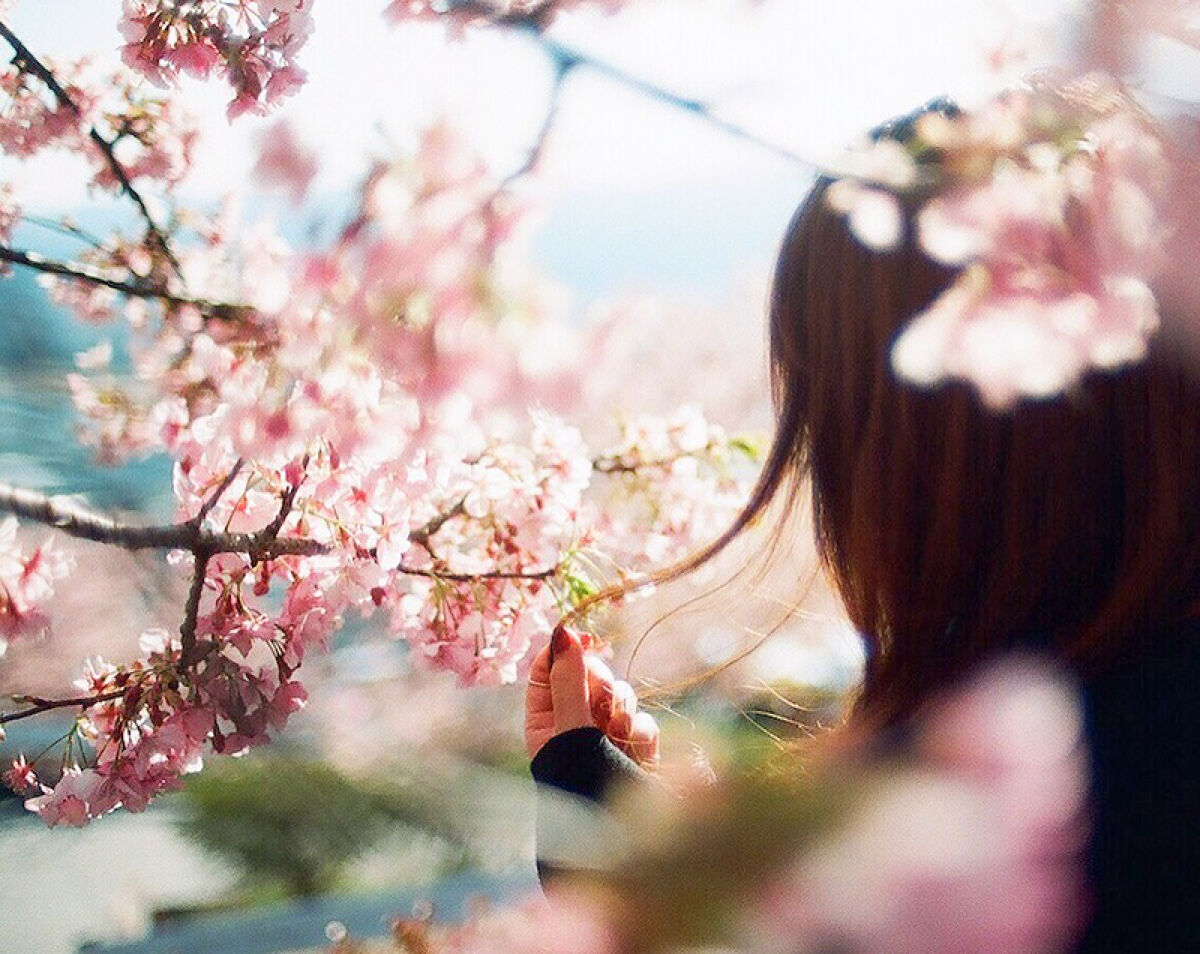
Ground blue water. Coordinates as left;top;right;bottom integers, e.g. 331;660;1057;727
0;272;172;515
80;873;536;954
0;217;174;514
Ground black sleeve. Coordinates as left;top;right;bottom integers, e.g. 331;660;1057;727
529;727;649;885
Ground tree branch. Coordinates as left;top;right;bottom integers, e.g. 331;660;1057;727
0;244;252;321
1;689;125;726
397;563;558;583
410;499;467;553
533;31;815;169
0;482;329;558
495;46;571;191
0;19;184;280
178;550;211;666
442;0;819;171
593;447;721;474
22;215;107;250
193;459;246;526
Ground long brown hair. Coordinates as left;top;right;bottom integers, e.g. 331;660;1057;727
765;176;1200;723
579;172;1200;726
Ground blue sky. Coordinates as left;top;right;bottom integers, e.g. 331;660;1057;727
2;0;1085;210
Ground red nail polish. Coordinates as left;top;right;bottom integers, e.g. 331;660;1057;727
549;625;572;665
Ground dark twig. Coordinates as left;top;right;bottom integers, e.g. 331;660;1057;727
410;499;467;553
397;563;559;583
193;459;246;526
442;0;819;171
0;20;184;279
181;479;301;663
261;478;302;541
178;551;211;665
21;215;107;250
0;481;328;557
0;245;252;320
533;31;815;168
1;689;125;726
496;55;572;190
593;447;720;474
442;0;557;31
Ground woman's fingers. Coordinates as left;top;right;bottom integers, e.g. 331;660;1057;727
549;627;593;735
524;645;556;759
626;711;661;766
526;645;553;711
586;655;616;727
611;680;637;719
608;710;633;754
525;625;661;767
606;682;659;766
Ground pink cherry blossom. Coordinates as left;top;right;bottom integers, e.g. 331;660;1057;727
118;1;314;117
837;79;1174;407
253;120;318;202
751;661;1087;954
3;754;38;793
0;516;74;650
25;767;113;827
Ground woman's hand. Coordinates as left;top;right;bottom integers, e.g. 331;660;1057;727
525;626;660;766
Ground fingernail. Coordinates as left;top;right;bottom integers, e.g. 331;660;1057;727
549;625;572;666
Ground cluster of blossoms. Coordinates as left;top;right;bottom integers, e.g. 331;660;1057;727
594;404;755;566
754;662;1088;954
829;76;1175;408
0;56;94;157
0;517;74;652
2;625;305;825
5;389;748;823
4;118;756;823
0;54;198;195
119;0;313;119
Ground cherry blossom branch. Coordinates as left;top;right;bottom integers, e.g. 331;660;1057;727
22;215;107;250
0;245;252;321
593;447;723;474
441;0;558;31
178;551;210;666
0;19;184;279
193;459;246;525
594;456;668;475
396;563;560;582
495;54;570;192
180;474;294;663
441;0;817;170
542;32;813;167
410;499;467;553
0;482;328;558
0;689;125;726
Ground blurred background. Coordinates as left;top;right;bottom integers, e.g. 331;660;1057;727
0;1;1095;951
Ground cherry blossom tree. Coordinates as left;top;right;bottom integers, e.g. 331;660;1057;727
0;0;765;827
0;0;1195;852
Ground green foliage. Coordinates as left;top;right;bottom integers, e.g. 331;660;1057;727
563;567;599;604
176;752;444;898
728;434;764;462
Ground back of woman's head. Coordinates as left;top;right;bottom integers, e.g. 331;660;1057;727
768;172;1200;726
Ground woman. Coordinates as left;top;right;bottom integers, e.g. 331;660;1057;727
525;99;1200;953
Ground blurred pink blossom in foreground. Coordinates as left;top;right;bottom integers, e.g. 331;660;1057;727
391;660;1087;954
0;516;74;653
830;74;1185;409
